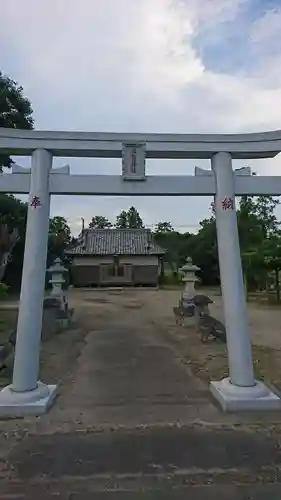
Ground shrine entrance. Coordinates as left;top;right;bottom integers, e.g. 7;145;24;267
99;261;133;286
1;127;281;416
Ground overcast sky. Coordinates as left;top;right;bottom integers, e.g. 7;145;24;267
1;0;281;235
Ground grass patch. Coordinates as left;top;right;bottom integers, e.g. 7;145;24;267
164;321;281;391
0;309;85;389
244;290;281;307
0;309;18;343
0;309;18;387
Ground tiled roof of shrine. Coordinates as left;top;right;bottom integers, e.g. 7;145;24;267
65;229;165;256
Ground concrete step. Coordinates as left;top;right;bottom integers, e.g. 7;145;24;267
5;426;281;479
1;482;281;499
2;426;281;498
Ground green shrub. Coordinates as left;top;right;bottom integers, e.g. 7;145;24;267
158;271;182;286
0;282;9;300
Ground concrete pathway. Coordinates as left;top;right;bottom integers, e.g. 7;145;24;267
50;309;219;427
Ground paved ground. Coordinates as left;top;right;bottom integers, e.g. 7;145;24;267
1;288;281;498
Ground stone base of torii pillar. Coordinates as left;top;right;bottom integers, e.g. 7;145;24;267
210;377;280;412
0;383;58;417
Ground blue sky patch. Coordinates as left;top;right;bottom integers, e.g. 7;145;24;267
192;0;281;75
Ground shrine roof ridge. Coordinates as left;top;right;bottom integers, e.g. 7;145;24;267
0;128;281;159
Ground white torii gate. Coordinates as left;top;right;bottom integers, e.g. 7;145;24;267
1;127;281;416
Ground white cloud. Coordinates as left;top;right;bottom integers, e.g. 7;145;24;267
1;0;281;233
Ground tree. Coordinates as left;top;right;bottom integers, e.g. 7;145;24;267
259;235;281;300
238;197;264;252
115;206;144;228
154;221;178;272
0;224;19;281
155;221;174;233
0;194;27;229
238;195;280;240
127;206;144;228
89;215;112;229
49;216;71;242
0;72;34;171
186;217;219;285
254;196;280;237
154;222;192;273
237;195;281;292
115;210;127;228
0;195;27;288
48;216;71;261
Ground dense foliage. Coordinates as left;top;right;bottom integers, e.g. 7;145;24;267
0;71;34;171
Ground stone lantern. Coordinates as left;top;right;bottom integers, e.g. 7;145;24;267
42;258;74;337
180;257;200;304
47;258;67;300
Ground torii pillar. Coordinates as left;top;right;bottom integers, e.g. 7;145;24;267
0;149;57;416
210;152;280;411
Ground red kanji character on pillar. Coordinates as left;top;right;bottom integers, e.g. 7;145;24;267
30;196;41;209
221;197;234;210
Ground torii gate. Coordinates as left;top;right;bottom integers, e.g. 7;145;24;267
1;127;281;416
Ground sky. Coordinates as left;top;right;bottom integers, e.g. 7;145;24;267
1;0;281;235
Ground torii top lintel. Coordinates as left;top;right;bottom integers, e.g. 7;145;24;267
0;128;281;159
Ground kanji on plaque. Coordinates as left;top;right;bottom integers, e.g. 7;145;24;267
30;196;41;209
221;197;234;210
131;148;137;173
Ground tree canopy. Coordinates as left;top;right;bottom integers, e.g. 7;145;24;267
48;216;71;262
89;216;112;229
155;221;174;233
0;195;27;287
0;71;34;170
115;206;144;229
